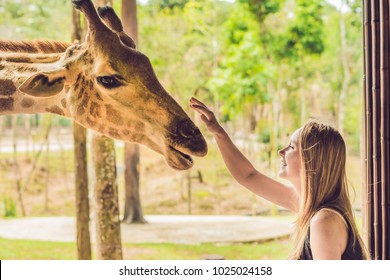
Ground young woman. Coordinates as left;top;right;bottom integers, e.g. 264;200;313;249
189;97;369;260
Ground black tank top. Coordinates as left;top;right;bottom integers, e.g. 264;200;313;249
299;208;364;260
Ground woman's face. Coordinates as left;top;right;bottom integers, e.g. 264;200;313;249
278;128;302;191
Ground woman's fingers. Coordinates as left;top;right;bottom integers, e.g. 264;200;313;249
190;104;215;121
189;97;222;134
189;97;206;107
200;114;212;125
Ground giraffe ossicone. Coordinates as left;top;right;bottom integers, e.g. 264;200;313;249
0;0;207;170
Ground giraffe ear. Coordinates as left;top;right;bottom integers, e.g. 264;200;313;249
117;33;136;49
19;70;66;97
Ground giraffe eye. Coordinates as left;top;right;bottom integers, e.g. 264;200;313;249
97;76;122;89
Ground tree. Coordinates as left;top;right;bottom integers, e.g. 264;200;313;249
92;134;122;260
121;0;147;224
72;5;92;260
207;2;273;129
148;0;189;10
237;0;283;23
92;0;123;260
0;0;71;41
284;0;325;124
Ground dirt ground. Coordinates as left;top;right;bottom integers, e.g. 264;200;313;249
0;215;294;244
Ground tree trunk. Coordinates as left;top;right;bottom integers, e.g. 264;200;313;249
12;116;26;217
121;0;146;224
92;0;123;260
72;5;92;260
73;122;91;259
299;65;307;125
44;117;50;212
92;133;123;260
122;144;146;223
23;115;32;158
337;0;350;135
122;0;138;44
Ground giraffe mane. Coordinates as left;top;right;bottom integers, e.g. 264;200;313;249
0;40;70;54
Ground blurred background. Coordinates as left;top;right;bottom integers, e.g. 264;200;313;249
0;0;364;259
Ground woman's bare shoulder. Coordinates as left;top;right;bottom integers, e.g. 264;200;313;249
311;208;347;230
309;208;348;259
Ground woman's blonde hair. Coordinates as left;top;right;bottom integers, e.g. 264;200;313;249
290;120;369;259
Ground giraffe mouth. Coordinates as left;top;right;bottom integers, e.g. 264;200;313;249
167;145;194;170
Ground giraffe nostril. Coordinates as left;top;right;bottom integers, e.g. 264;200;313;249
178;121;200;139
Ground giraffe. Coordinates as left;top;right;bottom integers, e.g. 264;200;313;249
0;0;207;170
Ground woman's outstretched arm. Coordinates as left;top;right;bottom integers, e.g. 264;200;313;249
190;97;299;212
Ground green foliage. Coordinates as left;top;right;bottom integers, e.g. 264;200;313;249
2;195;17;217
238;0;284;22
315;1;363;154
148;0;189;11
56;117;73;127
284;0;325;59
207;2;274;121
139;0;230;102
0;0;71;41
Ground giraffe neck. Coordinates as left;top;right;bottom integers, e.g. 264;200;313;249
0;40;71;117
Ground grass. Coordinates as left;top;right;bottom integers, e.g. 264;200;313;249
0;238;77;260
0;237;292;260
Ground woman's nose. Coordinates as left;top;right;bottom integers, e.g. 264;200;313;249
278;148;285;156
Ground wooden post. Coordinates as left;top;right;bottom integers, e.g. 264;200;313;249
362;0;390;260
378;0;389;260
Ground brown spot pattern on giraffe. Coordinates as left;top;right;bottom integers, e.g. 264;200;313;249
20;98;35;108
46;105;65;116
0;40;69;54
105;104;123;126
15;65;38;73
77;92;90;115
98;124;105;132
0;79;16;96
61;98;67;108
88;80;94;92
74;74;84;94
109;128;120;138
86;117;97;127
77;104;85;115
0;98;14;112
95;92;103;101
89;101;101;118
5;57;32;63
0;65;5;71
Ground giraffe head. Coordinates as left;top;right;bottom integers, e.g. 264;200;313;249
17;0;207;170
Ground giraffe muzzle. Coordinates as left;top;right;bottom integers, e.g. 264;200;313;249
170;120;208;157
177;120;202;139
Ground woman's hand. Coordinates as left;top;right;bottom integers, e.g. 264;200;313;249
189;97;223;136
189;98;298;212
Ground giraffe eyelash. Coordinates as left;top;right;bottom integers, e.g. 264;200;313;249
97;75;122;89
